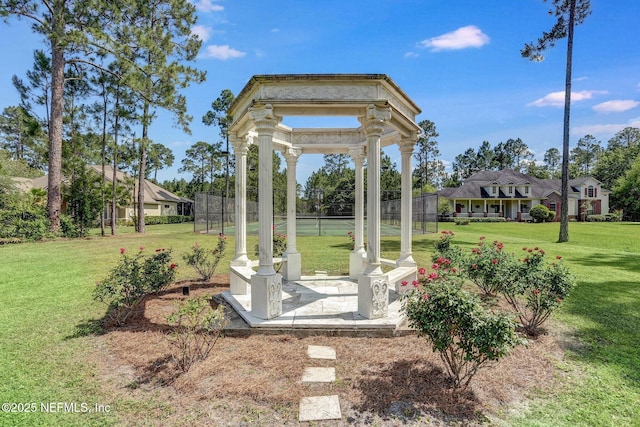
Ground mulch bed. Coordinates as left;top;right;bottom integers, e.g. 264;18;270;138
88;274;572;426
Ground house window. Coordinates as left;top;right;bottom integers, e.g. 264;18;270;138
508;186;513;194
549;202;557;212
492;186;497;194
524;186;529;194
588;186;594;197
164;204;170;209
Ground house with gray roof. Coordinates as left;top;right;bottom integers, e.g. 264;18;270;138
438;169;610;221
14;165;192;222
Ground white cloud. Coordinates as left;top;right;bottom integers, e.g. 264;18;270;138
193;0;224;12
199;44;246;60
191;25;212;42
404;51;419;59
593;99;640;114
573;118;640;136
418;25;489;52
527;90;607;107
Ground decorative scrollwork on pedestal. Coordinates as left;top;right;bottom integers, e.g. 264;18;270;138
267;275;282;318
371;278;389;318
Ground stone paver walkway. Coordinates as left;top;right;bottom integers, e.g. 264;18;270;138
299;344;342;422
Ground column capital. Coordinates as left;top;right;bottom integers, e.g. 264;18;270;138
249;104;281;132
348;145;366;165
230;132;249;155
285;147;302;163
358;104;391;137
398;136;416;154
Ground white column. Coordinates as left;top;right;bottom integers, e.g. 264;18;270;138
398;136;417;268
249;104;282;320
231;133;250;265
348;145;366;279
283;147;301;281
357;104;391;319
229;133;251;295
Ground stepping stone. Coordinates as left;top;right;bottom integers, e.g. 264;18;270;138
299;395;341;421
302;367;335;383
307;345;336;360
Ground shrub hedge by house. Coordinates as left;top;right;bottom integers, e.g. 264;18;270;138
120;215;193;227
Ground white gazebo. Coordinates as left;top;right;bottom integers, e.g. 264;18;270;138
226;74;421;321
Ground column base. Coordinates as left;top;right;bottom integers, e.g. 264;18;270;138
251;273;282;319
357;273;389;319
349;251;366;280
397;255;416;268
282;251;301;281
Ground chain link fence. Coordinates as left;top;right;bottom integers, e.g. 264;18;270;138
194;189;438;235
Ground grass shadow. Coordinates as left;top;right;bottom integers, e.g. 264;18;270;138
64;318;105;339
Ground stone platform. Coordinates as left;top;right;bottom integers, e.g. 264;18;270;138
220;275;411;337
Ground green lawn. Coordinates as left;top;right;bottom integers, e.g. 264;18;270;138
1;222;639;425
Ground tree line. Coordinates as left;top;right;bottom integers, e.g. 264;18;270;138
0;0;204;235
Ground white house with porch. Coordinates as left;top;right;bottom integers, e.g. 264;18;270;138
438;169;610;221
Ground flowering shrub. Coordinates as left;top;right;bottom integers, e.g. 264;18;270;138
183;234;227;282
94;247;177;325
347;231;355;250
433;230;464;266
464;237;511;297
434;230;455;252
498;247;576;335
273;230;287;257
167;296;228;372
402;276;523;390
254;226;287;271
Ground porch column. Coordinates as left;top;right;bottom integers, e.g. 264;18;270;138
249;104;282;319
358;104;391;319
348;145;366;279
398;136;417;268
283;147;301;281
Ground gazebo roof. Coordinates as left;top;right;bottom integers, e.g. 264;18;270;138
228;74;422;154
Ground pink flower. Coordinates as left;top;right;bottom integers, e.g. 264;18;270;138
401;280;408;287
156;248;163;252
422;293;430;301
533;289;540;296
412;280;420;287
472;264;478;269
418;267;426;275
492;259;498;265
556;255;562;260
170;263;177;270
522;247;528;251
139;246;145;251
428;272;439;280
120;248;125;254
431;263;439;270
479;236;486;240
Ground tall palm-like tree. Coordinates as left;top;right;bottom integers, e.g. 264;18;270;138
522;0;591;242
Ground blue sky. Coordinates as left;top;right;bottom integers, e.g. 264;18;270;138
1;0;639;186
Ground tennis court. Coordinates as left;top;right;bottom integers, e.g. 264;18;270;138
244;216;405;236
